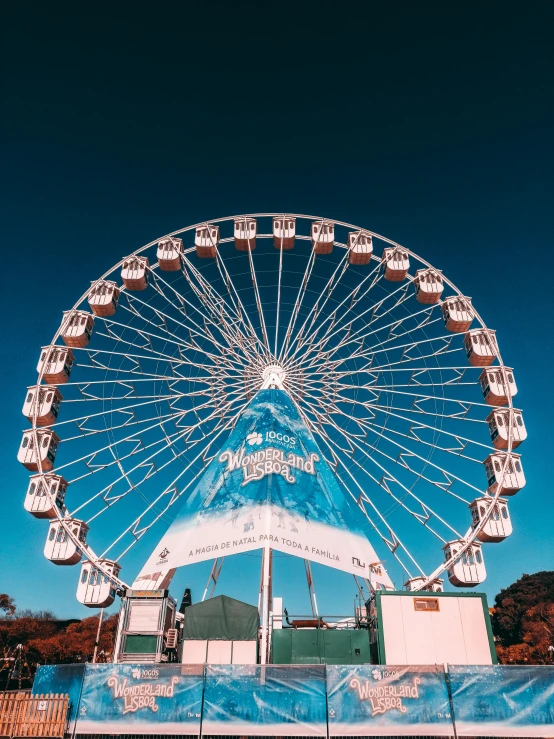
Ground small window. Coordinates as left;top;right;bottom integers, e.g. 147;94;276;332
42;436;49;447
41;352;46;361
29;482;36;495
515;460;522;473
508;373;514;383
473;335;478;345
81;569;88;584
49;527;56;541
414;598;439;612
26;392;33;403
494;460;501;472
22;436;29;449
497;416;503;426
502;507;509;519
517;416;523;427
475;550;483;564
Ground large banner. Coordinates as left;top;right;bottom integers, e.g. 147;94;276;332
135;389;392;589
202;664;327;736
326;665;453;737
449;664;554;737
75;663;203;735
32;663;86;731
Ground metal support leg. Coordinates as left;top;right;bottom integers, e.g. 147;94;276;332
259;547;273;665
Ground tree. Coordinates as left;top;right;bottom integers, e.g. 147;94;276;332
0;594;16;616
492;571;554;647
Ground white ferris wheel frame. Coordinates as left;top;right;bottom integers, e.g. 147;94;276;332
27;212;518;595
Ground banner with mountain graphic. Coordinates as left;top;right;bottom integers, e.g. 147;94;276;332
134;389;392;588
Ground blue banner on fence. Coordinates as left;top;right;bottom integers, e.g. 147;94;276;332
449;664;554;737
326;665;453;737
202;664;327;736
32;663;86;731
75;663;203;735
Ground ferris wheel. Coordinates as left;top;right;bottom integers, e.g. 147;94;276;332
18;213;526;608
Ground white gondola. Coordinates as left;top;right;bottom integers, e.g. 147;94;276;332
273;217;296;250
480;367;517;406
18;429;60;471
404;577;444;592
61;311;94;348
413;268;444;304
77;559;121;608
382;247;410;281
442;296;474;333
24;473;68;519
44;518;88;565
484;452;525;495
234;218;257;251
22;386;63;426
487;408;527;450
37;346;75;384
121;256;149;290
157;237;183;271
88;280;120;317
348;231;373;265
195;225;220;258
311;221;334;255
443;540;486;587
470;496;512;543
464;329;498;366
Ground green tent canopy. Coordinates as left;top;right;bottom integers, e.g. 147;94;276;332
182;595;259;641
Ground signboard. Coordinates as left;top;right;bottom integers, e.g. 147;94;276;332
202;664;327;736
449;664;554;737
33;663;86;731
135;389;392;589
75;664;203;735
326;665;453;736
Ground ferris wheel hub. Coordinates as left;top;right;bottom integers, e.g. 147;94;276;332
261;364;287;389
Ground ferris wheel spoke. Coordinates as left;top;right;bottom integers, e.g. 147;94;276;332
95;314;246;374
313;306;443;368
299;328;459;375
274;226;285;356
121;292;248;364
285;249;352;362
245;242;270;352
100;408;245;561
180;256;259;351
148;265;256;355
312;399;475;504
303;401;463;542
278;246;317;362
213;248;271;360
288;256;385;363
294;272;411;365
294;385;481;497
69;398;247;519
332;381;489;414
56;395;226;478
304;415;424;579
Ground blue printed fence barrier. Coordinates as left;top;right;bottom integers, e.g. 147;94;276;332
202;664;327;736
327;665;453;737
30;662;554;737
75;664;203;735
448;664;554;737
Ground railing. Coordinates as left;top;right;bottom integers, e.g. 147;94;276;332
273;613;368;629
0;692;69;738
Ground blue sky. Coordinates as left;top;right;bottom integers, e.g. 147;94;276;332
1;1;553;619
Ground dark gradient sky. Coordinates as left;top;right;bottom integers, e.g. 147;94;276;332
1;1;553;616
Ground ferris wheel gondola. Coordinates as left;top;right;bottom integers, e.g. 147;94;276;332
18;213;525;608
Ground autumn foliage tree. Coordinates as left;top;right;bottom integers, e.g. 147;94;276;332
493;571;554;664
0;595;119;667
